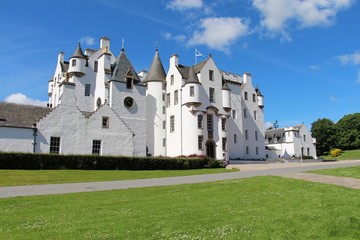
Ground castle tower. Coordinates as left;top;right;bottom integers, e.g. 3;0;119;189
222;80;231;112
68;43;86;78
182;66;201;106
144;49;166;156
255;85;264;110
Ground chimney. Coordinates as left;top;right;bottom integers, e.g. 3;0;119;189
243;72;252;84
100;36;110;50
58;51;65;63
170;54;179;67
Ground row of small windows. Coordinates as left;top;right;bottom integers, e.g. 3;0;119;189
243;109;258;120
197;136;227;151
169;70;214;86
244;91;257;102
71;59;98;73
244;130;259;141
49;137;102;155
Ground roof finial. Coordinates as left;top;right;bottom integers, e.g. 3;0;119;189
121;37;125;51
154;40;159;52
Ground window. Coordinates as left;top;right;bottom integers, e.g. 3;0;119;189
190;86;194;97
234;134;237;144
307;148;310;156
244;91;248;100
232;110;237;119
252;93;256;102
246;146;249;155
94;61;98;72
92;140;101;155
50;136;60;154
198;114;203;129
162;93;165;101
198;135;203;150
256;147;259;155
303;135;306;142
209;87;215;103
85;84;90;96
102;116;109;128
207;114;213;131
162;106;165;114
243;109;247;118
126;78;133;89
209;70;214;81
222;137;227;151
245;130;248;140
255;131;258;141
71;59;76;67
254;111;257;120
163;138;166;147
170;115;175;132
170;74;174;85
221;118;226;131
174;90;178;105
166;93;170;107
97;97;102;109
163;121;166;129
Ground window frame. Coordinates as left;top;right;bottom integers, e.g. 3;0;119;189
170;115;175;132
92;140;101;155
49;136;60;154
84;84;91;97
102;116;109;128
209;87;215;103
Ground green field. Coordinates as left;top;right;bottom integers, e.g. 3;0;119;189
0;168;238;187
311;166;360;179
322;149;360;160
1;176;360;239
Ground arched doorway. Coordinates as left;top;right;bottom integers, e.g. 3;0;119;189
206;140;216;159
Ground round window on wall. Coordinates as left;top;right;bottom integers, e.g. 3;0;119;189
124;97;134;109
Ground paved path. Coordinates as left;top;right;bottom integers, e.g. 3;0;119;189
1;160;360;198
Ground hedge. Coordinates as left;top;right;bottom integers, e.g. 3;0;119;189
0;152;225;170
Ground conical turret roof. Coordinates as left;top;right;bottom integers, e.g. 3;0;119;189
71;43;86;59
144;50;166;83
111;49;140;82
255;85;264;96
222;80;231;91
185;66;201;85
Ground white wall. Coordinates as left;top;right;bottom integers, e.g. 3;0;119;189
0;127;34;153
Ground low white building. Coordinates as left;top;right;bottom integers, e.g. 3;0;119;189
1;37;266;160
265;124;317;159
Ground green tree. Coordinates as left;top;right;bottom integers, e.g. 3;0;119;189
311;118;337;155
336;113;360;150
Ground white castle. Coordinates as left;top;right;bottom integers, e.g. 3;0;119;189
0;37;265;160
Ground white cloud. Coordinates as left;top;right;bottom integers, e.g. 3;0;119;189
253;0;354;34
310;64;321;71
188;17;249;52
336;51;360;65
330;95;339;102
5;93;47;107
162;32;187;43
167;0;203;11
79;36;96;46
265;121;273;129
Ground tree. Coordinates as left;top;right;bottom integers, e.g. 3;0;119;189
311;118;337;155
336;113;360;150
273;120;279;129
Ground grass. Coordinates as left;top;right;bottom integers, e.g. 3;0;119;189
0;168;238;187
1;176;360;239
321;149;360;160
310;166;360;179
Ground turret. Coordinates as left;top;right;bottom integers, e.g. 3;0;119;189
222;80;231;112
255;85;264;109
182;66;201;106
144;49;166;84
68;43;86;77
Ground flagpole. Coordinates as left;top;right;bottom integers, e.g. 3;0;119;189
195;48;197;64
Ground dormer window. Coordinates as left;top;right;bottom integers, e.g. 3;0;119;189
126;77;133;89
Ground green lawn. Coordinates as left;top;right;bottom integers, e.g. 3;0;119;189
1;176;360;239
0;168;238;187
310;166;360;179
322;149;360;160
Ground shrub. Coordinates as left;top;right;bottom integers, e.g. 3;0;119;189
330;148;342;157
0;152;225;170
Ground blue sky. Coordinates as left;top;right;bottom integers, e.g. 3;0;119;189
1;0;359;129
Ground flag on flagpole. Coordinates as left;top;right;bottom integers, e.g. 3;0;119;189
195;48;204;57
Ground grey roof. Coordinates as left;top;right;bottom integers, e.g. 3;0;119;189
177;59;208;79
265;128;285;144
144;50;166;83
111;50;140;82
255;85;264;97
185;66;201;85
71;43;86;59
0;102;52;128
222;80;231;90
60;62;69;72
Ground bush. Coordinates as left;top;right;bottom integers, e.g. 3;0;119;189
0;152;225;170
330;148;342;157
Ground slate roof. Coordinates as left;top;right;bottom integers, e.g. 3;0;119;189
0;102;52;128
222;80;231;90
185;66;201;84
265;125;302;144
255;85;264;97
177;59;208;79
71;43;87;59
111;49;140;83
144;50;166;83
